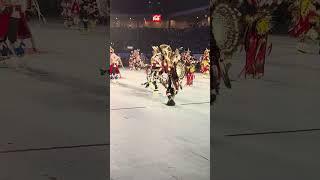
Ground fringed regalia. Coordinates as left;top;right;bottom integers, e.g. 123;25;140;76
0;0;34;57
0;4;10;58
288;0;320;53
129;49;144;70
88;0;99;29
211;1;241;103
144;46;163;92
0;3;10;41
109;47;122;80
200;49;210;75
240;9;272;78
182;49;196;86
143;45;185;106
289;0;318;38
71;0;80;26
61;0;73;27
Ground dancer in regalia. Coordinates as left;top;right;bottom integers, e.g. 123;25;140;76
88;0;99;29
200;48;210;75
182;49;196;86
210;1;242;103
288;0;320;53
143;45;185;106
17;0;37;54
129;49;144;70
71;0;80;28
61;0;73;28
80;2;89;32
143;46;162;92
109;46;122;81
2;0;35;57
239;1;272;78
128;50;134;70
0;0;37;58
162;46;184;106
0;0;11;58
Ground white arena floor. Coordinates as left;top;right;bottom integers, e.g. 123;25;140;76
111;69;210;180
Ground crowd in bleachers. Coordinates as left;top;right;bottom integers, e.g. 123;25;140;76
110;26;210;54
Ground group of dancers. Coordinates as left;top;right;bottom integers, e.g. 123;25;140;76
103;46;210;106
61;0;100;31
0;0;36;60
211;0;320;103
106;0;320;105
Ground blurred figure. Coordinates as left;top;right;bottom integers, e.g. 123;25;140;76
80;2;89;32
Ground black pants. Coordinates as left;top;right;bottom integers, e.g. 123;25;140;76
7;17;19;44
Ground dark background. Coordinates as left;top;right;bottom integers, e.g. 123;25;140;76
38;0;293;34
37;0;60;16
110;0;209;14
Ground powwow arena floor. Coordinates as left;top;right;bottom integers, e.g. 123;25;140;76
0;22;108;180
213;36;320;180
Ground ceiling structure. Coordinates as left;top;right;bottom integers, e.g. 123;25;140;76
110;0;209;15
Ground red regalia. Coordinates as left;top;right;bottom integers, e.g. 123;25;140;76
182;49;196;86
1;1;32;39
240;8;272;78
288;0;319;38
109;47;121;79
17;10;32;40
71;1;80;15
200;49;210;75
0;9;10;40
0;1;32;40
